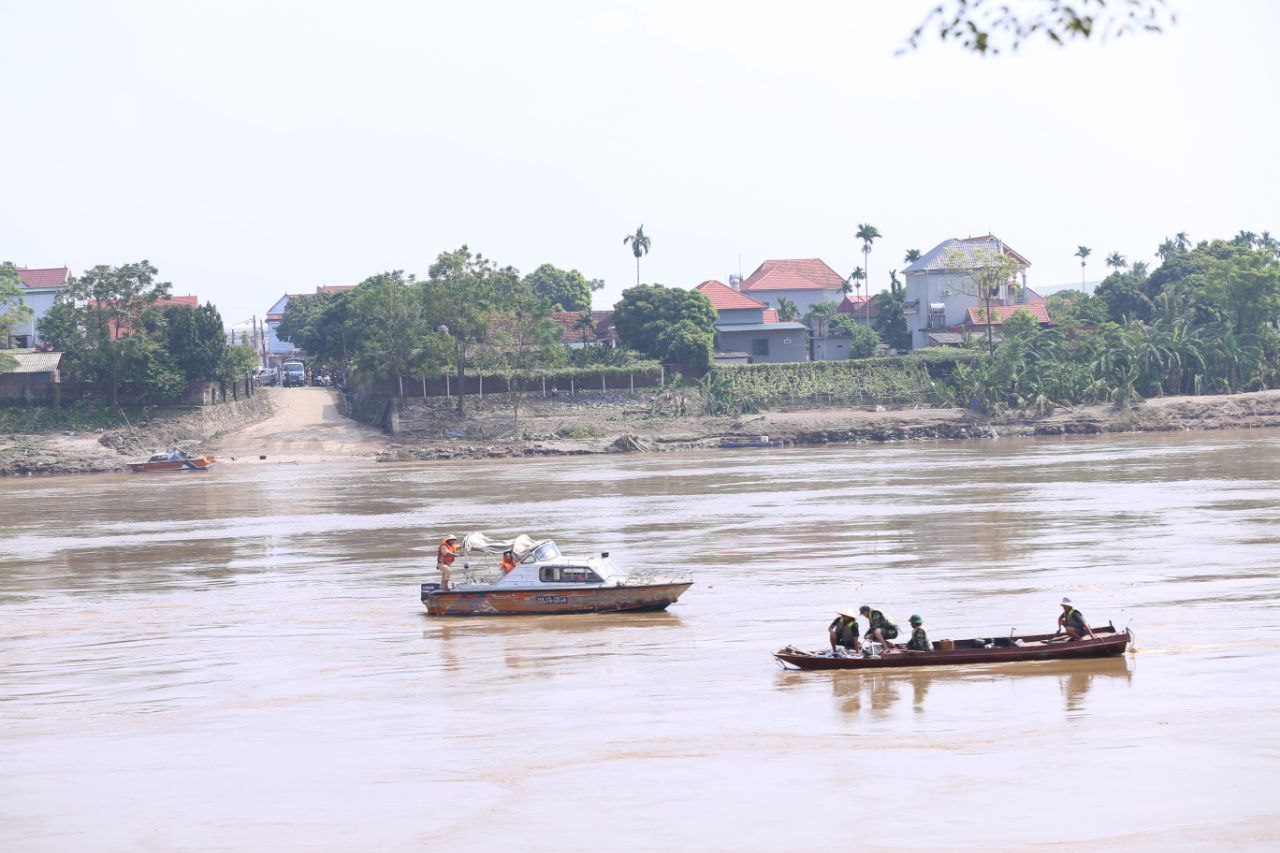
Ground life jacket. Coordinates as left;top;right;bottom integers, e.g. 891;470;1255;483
1062;608;1085;628
501;554;517;573
437;538;459;566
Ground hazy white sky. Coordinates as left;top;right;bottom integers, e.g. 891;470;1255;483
3;1;1277;323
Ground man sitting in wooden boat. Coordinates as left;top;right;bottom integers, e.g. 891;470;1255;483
1057;598;1096;641
859;605;900;648
905;615;931;651
829;609;862;654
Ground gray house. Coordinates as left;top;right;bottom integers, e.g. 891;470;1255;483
902;235;1041;350
696;280;808;363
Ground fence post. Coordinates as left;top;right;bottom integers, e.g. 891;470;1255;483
629;373;634;393
422;376;427;397
602;372;607;392
479;374;484;399
660;364;666;386
446;374;450;397
570;376;575;396
542;376;546;397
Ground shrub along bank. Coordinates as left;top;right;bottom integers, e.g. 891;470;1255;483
703;352;978;413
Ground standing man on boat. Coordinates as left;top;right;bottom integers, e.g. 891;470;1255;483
1057;598;1096;640
829;609;862;654
437;535;461;591
905;615;931;651
859;605;900;648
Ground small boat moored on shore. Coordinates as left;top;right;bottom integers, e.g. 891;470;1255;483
127;446;217;472
421;532;692;616
775;625;1130;670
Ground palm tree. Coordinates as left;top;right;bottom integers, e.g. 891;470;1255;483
1175;231;1191;251
775;296;799;322
1156;238;1177;261
1260;231;1278;257
855;223;881;326
622;225;651;286
574;310;596;344
1131;260;1149;277
1233;230;1258;248
1105;251;1127;272
904;248;921;264
1074;245;1091;285
847;266;866;305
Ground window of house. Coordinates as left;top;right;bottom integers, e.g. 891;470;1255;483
751;338;769;356
539;566;602;583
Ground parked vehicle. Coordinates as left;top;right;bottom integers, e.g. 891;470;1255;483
281;361;307;387
253;367;278;386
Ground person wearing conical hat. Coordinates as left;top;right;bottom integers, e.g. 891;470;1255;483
829;608;862;654
436;534;461;591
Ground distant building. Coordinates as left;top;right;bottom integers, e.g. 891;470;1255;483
551;311;618;349
738;258;846;316
8;266;70;348
902;235;1045;350
696;280;808;363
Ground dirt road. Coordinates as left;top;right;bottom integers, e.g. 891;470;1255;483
212;387;387;465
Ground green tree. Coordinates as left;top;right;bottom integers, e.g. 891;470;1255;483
622;225;652;286
904;249;922;264
1074;245;1092;285
847;266;866;302
872;290;911;352
0;262;32;372
37;261;174;405
424;246;523;416
1044;290;1107;328
1095;271;1155;323
943;246;1023;356
349;271;429;398
1105;251;1128;272
902;0;1174;56
219;331;260;384
486;288;565;434
523;263;602;312
612;284;715;368
840;323;880;359
165;303;226;381
278;289;356;369
775;296;800;321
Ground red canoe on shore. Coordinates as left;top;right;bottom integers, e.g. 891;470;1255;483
775;625;1130;670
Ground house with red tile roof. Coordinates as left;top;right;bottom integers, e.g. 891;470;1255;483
552;310;618;348
696;280;808;363
902;235;1045;350
8;266;70;348
739;258;847;316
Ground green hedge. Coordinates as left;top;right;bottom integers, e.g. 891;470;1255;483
705;354;966;413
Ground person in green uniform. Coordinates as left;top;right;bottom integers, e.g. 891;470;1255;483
905;615;931;651
1057;597;1095;640
829;608;862;654
859;605;900;648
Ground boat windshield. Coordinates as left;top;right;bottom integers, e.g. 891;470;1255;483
530;541;560;562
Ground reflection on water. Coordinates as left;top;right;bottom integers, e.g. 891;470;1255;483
2;431;1279;850
794;656;1135;721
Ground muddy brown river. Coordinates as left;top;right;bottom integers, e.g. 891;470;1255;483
3;431;1279;850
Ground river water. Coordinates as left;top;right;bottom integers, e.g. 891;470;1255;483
2;431;1279;850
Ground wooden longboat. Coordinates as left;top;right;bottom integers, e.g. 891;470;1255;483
774;625;1130;670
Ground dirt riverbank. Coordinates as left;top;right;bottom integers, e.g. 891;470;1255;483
375;388;1280;461
0;394;272;476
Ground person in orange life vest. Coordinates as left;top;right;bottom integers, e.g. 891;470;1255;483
437;535;460;590
501;550;518;574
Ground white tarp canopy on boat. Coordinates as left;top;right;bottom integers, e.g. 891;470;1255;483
461;532;544;559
